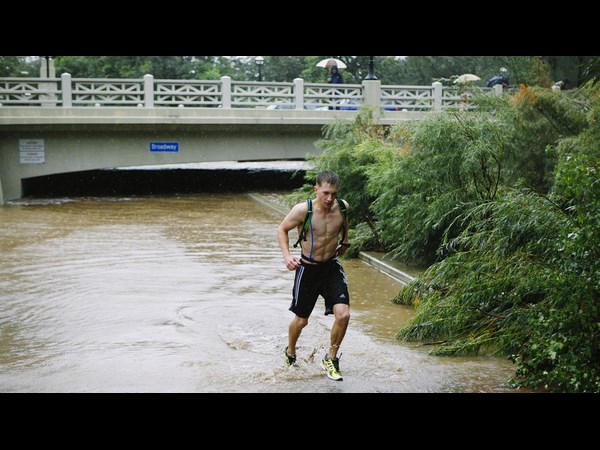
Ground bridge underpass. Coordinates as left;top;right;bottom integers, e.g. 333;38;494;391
20;161;309;198
0;113;334;203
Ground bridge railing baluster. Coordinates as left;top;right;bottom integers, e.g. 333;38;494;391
0;76;509;110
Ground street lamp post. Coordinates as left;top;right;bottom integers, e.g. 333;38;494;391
255;56;264;82
42;56;52;78
365;56;377;80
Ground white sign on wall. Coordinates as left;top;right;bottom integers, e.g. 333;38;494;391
20;139;45;164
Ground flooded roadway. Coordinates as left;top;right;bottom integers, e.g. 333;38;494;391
0;194;516;392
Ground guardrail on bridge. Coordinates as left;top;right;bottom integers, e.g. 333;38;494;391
0;75;504;112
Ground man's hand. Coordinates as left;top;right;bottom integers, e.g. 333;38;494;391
284;255;301;271
335;245;348;257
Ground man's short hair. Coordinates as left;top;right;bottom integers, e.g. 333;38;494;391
316;171;340;187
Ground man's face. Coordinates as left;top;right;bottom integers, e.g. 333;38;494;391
314;182;338;209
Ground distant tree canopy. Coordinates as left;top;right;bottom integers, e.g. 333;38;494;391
0;56;34;77
1;56;598;87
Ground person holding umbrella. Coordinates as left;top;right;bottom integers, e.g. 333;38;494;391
316;58;347;110
316;57;347;75
327;65;343;110
328;65;344;84
453;73;480;111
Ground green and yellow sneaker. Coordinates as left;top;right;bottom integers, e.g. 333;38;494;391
321;355;343;381
284;346;296;366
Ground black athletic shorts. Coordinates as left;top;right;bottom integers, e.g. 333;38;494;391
289;257;350;319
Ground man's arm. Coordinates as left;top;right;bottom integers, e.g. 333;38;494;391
277;203;306;271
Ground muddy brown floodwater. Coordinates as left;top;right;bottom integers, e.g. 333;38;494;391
0;194;516;392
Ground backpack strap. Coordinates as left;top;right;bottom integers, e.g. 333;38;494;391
336;198;347;220
293;198;312;248
336;198;348;242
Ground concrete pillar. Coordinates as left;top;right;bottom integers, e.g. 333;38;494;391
221;76;231;109
40;58;48;78
432;82;442;112
493;84;503;95
362;79;381;109
61;73;72;107
144;74;154;108
293;78;304;110
40;57;57;107
0;176;4;205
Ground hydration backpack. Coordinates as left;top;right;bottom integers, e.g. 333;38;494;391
293;197;347;248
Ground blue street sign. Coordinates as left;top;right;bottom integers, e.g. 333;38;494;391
150;142;179;152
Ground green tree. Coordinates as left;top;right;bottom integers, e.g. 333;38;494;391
541;56;600;86
395;56;489;85
53;56;232;79
299;81;600;391
188;56;243;80
393;56;583;87
0;56;33;77
261;56;315;82
578;56;600;84
8;55;594;89
395;84;600;392
367;109;507;265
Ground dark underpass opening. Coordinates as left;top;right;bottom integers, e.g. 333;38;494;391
22;164;307;197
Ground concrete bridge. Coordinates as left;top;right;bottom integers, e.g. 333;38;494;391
0;73;503;204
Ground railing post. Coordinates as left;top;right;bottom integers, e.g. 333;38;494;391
362;79;381;109
144;74;154;108
61;73;72;108
40;57;57;107
293;78;304;110
221;76;231;109
432;81;442;112
493;84;503;95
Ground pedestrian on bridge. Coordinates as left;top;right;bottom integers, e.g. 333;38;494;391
327;65;344;84
327;65;344;110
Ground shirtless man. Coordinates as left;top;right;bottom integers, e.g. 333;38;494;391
277;171;351;381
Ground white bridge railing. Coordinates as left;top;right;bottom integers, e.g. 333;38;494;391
0;74;504;111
